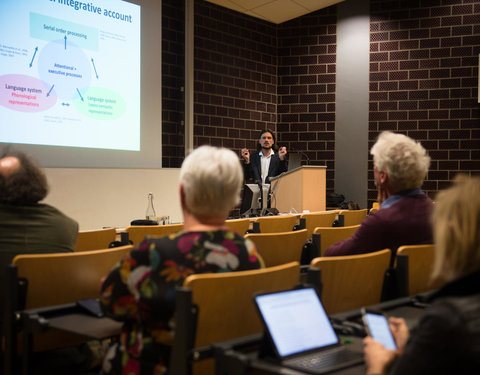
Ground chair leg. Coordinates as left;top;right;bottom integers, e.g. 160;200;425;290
170;287;196;375
396;254;409;297
4;265;19;375
306;267;323;298
22;330;33;375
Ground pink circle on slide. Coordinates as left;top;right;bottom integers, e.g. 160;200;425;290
0;74;57;113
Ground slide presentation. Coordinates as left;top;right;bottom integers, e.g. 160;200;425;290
0;0;141;152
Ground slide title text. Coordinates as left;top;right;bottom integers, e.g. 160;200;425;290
49;0;133;23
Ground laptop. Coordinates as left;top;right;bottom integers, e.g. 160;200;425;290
253;287;364;374
287;152;302;171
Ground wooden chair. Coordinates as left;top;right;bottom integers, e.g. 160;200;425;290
224;218;251;235
170;261;301;375
12;245;133;309
299;211;337;237
124;223;184;245
9;245;133;353
396;244;443;296
313;225;360;256
245;229;308;267
309;249;391;314
74;227;117;251
253;214;298;233
338;209;368;226
369;202;380;214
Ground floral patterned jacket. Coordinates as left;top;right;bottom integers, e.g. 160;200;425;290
100;229;263;375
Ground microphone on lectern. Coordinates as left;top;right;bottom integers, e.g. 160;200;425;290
255;179;263;211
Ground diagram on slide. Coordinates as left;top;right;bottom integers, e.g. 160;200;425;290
0;0;140;151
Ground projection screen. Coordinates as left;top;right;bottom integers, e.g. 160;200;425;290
0;0;162;168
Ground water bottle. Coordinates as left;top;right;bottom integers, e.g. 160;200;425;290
146;192;157;222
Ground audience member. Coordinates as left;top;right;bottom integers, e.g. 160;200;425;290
0;150;78;314
324;131;433;259
241;129;288;184
100;145;264;374
363;175;480;374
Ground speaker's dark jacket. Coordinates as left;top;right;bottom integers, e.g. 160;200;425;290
243;152;288;184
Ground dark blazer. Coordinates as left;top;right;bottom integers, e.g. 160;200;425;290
243;152;288;184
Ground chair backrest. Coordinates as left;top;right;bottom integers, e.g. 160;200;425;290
310;249;391;314
174;261;301;375
224;218;251;235
369;202;380;214
313;225;360;256
12;245;133;309
254;215;298;233
74;227;118;251
338;209;368;226
300;211;337;237
124;223;184;245
396;244;442;296
8;245;132;354
245;229;308;267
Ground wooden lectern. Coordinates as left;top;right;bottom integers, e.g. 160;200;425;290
270;166;326;213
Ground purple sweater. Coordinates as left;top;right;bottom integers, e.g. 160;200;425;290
324;194;433;259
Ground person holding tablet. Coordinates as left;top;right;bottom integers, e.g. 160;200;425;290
363;175;480;375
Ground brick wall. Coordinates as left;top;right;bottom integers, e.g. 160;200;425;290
162;0;185;168
368;0;480;206
162;0;479;207
162;2;338;189
277;8;338;191
193;2;278;153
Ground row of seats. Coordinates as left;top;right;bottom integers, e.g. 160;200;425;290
6;209;436;375
5;240;438;375
74;223;362;268
73;209;369;251
74;220;246;250
252;209;367;234
10;243;437;322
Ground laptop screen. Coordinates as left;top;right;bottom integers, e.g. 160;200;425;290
287;152;302;171
254;288;339;358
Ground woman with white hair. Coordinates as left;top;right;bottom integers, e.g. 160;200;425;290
325;131;434;261
100;145;264;375
364;175;480;374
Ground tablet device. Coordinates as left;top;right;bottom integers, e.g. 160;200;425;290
361;308;397;350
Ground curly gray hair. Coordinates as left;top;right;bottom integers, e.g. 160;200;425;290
370;131;430;192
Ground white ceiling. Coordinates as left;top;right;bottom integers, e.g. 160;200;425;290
205;0;345;24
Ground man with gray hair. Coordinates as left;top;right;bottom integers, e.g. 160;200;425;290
324;131;433;259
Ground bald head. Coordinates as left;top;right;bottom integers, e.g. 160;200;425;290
0;150;48;205
0;156;21;177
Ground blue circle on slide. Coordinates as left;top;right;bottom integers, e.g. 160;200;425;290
38;39;91;101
